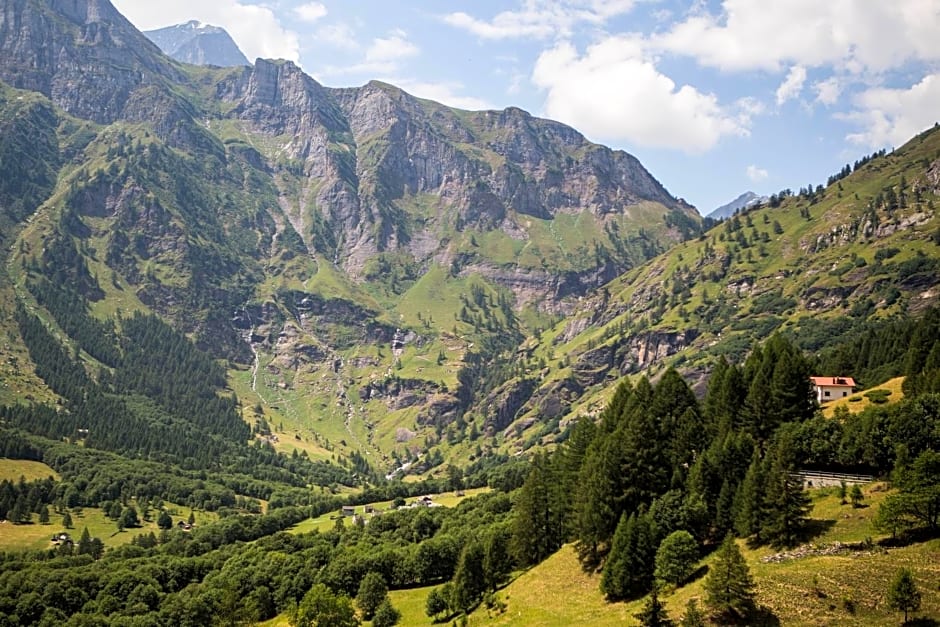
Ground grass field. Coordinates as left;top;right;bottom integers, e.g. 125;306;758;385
0;507;156;552
0;458;59;482
287;487;491;536
0;501;217;553
822;376;906;418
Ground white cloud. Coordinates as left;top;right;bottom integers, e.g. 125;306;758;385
112;0;300;63
443;0;635;40
532;39;749;153
314;23;360;51
392;80;493;111
775;65;806;105
325;30;419;76
841;73;940;147
294;2;327;23
366;30;419;64
814;77;842;106
746;164;769;182
650;0;940;73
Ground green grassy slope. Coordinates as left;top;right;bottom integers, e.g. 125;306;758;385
457;484;938;626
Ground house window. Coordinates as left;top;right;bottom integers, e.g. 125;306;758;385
824;390;830;397
843;391;848;397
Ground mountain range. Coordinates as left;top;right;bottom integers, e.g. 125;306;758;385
0;0;937;477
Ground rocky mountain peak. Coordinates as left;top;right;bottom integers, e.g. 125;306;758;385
50;0;125;25
0;0;180;123
145;19;249;67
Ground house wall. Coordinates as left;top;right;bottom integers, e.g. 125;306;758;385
815;385;853;403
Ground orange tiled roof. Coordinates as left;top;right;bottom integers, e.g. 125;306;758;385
810;376;856;387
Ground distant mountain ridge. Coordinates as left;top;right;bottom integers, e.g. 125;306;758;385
145;20;249;67
707;191;768;219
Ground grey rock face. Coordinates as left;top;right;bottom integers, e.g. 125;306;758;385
0;0;181;124
145;20;249;67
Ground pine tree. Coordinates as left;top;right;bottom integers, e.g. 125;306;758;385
10;495;28;524
77;527;92;555
556;417;597;536
62;510;73;529
573;438;620;568
761;433;810;548
635;585;673;627
734;451;765;541
715;479;735;538
601;512;656;600
512;454;564;567
483;524;513;591
621;378;670;514
888;567;921;623
452;540;486;612
704;535;755;621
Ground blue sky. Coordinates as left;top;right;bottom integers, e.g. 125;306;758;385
112;0;940;214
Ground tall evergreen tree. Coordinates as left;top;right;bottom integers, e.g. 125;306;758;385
717;364;748;435
704;535;755;621
601;512;656;600
452;540;486;612
702;357;731;429
620;377;670;515
556;417;597;537
512;454;564;567
760;432;810;548
483;524;513;591
733;451;766;542
768;338;815;424
574;435;622;568
77;527;93;556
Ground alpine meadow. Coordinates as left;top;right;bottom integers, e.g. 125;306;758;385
0;1;938;626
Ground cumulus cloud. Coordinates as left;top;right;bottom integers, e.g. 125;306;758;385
443;0;635;40
366;30;419;64
392;80;493;111
314;23;360;51
814;77;843;106
841;73;940;147
294;2;327;23
532;39;749;153
775;65;806;105
650;0;940;73
746;165;769;182
325;30;419;76
111;0;300;62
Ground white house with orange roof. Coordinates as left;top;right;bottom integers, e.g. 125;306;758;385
811;376;856;404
